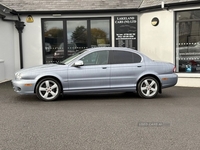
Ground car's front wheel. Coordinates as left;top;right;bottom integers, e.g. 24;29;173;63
36;78;61;101
137;76;159;99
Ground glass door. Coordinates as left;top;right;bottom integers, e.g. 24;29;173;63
66;20;88;57
43;21;64;63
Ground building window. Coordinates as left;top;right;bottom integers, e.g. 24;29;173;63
42;18;111;64
176;10;200;73
67;20;88;58
91;19;110;47
43;21;64;64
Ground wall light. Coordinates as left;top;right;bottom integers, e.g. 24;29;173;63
151;17;159;26
26;15;34;23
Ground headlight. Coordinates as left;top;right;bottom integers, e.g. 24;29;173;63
15;73;22;80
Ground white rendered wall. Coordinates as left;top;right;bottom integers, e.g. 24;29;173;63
0;16;16;81
139;10;174;63
20;15;43;68
0;59;5;81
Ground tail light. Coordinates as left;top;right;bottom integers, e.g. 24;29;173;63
173;66;176;73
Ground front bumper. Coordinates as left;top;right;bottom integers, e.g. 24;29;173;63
12;79;36;94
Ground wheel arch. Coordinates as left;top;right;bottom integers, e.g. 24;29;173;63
34;76;63;94
137;74;162;93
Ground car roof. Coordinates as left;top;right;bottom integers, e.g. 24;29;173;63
86;47;136;51
85;47;152;61
86;47;142;55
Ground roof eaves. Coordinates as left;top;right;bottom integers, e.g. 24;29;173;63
16;8;140;15
139;1;200;12
165;1;200;7
0;3;12;15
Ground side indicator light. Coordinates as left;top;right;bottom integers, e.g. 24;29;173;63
24;84;33;86
162;78;168;81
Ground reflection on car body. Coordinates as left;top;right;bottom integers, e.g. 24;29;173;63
12;47;178;101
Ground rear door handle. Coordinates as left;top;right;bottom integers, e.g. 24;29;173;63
137;66;142;67
102;67;107;69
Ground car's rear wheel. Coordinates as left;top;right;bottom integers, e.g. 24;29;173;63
36;78;61;101
137;76;159;99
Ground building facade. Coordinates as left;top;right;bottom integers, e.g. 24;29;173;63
0;0;200;87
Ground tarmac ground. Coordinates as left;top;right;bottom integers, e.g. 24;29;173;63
0;81;200;150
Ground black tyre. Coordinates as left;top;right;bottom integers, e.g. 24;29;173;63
36;78;61;101
137;76;159;99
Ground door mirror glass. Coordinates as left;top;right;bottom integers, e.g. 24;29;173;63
74;60;84;67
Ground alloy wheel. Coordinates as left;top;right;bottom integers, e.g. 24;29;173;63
36;78;61;101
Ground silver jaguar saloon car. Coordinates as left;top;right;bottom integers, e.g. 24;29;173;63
12;47;178;101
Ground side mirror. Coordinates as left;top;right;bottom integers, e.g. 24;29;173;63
74;60;84;67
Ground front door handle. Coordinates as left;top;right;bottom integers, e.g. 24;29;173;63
102;67;107;69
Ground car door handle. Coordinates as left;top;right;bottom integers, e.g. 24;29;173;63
102;67;107;69
137;66;142;67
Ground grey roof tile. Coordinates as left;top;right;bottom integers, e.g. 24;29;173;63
0;0;143;11
0;0;199;12
140;0;200;8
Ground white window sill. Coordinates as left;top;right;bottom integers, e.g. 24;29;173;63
177;73;200;78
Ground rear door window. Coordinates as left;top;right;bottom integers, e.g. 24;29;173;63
109;50;141;64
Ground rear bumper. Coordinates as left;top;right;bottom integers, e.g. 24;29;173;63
159;73;178;88
12;79;36;94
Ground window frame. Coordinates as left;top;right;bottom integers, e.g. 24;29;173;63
41;17;111;64
175;9;200;73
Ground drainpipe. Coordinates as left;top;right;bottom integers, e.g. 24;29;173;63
1;13;25;69
15;21;25;69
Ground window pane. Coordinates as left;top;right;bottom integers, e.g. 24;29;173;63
176;11;200;73
67;20;88;56
43;21;64;64
110;51;134;64
80;51;109;66
42;18;111;64
133;53;141;63
91;20;110;48
177;10;200;21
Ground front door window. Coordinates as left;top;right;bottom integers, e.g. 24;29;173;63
80;50;109;65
